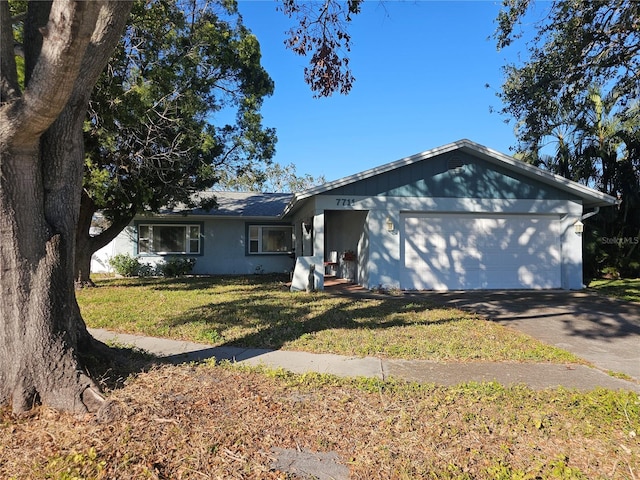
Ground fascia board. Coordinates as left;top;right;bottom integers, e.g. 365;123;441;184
457;140;618;207
282;141;463;217
283;139;617;214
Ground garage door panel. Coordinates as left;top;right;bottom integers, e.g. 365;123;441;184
400;214;562;290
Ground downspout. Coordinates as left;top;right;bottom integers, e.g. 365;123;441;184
572;207;600;235
581;206;600;221
572;207;601;289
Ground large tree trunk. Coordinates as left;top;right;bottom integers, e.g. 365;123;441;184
0;1;131;414
0;141;104;413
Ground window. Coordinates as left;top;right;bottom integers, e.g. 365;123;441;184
138;224;201;254
248;225;293;254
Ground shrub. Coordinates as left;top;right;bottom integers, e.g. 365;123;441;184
157;257;196;277
137;262;156;277
108;254;142;277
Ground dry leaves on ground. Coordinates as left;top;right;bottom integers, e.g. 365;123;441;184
1;363;638;479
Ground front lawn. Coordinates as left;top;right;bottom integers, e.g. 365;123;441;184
589;278;640;303
77;275;582;364
3;276;637;479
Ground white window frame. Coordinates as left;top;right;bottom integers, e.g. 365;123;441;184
248;225;293;255
137;224;201;255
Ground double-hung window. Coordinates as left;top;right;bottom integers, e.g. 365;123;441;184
248;225;293;254
138;224;201;254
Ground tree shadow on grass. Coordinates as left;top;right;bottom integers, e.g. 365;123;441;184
92;274;290;291
80;281;455;397
150;274;290;292
83;279;640;389
157;285;640;373
81;341;167;394
161;291;457;352
587;279;640;303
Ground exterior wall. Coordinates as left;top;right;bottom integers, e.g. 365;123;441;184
309;194;584;290
357;215;370;286
312;211;324;262
329;151;573;202
91;146;603;290
90;240;115;273
195;218;293;275
291;203;316;257
93;218;294;276
290;255;324;292
365;208;400;290
311;150;590;290
560;214;585;289
91;226;136;273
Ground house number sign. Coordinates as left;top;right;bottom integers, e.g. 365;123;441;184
335;198;356;207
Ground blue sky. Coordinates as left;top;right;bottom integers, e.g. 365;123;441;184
235;1;524;183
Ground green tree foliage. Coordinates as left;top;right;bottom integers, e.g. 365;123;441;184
495;0;640;278
496;1;639;111
76;0;277;285
217;161;326;193
1;0;361;413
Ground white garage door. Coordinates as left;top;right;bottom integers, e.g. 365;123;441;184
400;213;562;290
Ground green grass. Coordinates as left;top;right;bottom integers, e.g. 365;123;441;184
77;275;583;364
589;278;640;303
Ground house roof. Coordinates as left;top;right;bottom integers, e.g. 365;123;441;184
159;191;293;218
282;139;618;216
148;140;617;221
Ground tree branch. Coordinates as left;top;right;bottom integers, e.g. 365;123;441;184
3;1;102;145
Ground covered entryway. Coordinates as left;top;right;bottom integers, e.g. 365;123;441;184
324;210;369;283
400;213;562;290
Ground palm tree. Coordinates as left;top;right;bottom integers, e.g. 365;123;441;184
578;86;640;276
517;85;640;277
515;102;581;181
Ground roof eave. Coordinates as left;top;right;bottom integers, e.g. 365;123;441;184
282;141;465;216
283;139;617;213
456;140;618;208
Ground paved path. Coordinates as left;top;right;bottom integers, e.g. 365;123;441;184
89;327;640;393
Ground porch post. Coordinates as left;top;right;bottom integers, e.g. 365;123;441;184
313;210;324;259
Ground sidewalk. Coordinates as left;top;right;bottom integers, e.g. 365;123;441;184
89;328;640;392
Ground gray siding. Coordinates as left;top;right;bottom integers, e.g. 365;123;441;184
328;151;576;201
101;218;293;276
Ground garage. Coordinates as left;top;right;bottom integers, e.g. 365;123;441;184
281;140;617;291
400;213;562;290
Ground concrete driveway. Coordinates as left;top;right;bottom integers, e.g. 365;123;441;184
407;290;640;381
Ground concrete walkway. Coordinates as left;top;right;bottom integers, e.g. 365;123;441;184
89;327;640;393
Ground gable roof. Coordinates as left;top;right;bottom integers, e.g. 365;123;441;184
158;191;293;218
282;139;618;215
